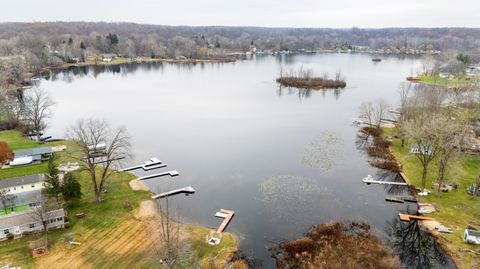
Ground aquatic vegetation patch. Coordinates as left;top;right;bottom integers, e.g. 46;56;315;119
302;131;344;171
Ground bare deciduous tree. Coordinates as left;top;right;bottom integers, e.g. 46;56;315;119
359;99;389;128
404;114;445;191
156;197;180;268
22;87;55;142
68;118;131;203
0;188;15;214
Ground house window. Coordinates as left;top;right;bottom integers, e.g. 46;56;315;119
29;223;35;229
31;184;35;188
57;217;63;221
3;229;9;235
21;186;24;189
13;187;16;190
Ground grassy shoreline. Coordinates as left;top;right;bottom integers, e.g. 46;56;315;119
0;131;245;268
383;128;480;268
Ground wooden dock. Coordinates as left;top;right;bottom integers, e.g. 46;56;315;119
399;213;434;222
152;186;195;199
136;170;179;180
385;196;417;203
215;209;235;234
362;178;408;186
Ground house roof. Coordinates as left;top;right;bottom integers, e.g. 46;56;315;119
14;147;53;158
0;208;64;230
0;174;45;189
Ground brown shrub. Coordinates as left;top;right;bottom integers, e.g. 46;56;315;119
0;141;14;165
276;77;346;89
361;126;383;137
271;221;400;269
370;159;401;172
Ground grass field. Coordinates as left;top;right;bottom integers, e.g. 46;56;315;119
384;128;480;268
417;73;474;88
0;131;243;268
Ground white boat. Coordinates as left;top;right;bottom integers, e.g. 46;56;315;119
9;156;34;166
362;174;375;183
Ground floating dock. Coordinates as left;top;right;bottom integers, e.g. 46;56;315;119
215;209;235;234
152;186;195;199
137;170;179;180
121;158;166;172
399;213;434;222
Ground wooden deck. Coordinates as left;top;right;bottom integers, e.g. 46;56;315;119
362;178;408;186
215;209;235;234
399;213;434;222
151;186;195;199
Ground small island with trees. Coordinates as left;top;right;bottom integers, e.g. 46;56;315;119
276;68;347;89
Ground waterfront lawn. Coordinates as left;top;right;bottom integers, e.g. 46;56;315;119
384;128;480;268
0;130;242;268
0;131;79;180
0;130;41;150
417;73;472;88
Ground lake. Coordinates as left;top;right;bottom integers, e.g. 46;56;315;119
39;53;453;268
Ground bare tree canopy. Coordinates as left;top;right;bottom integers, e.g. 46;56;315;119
22;87;55;141
67;118;131;203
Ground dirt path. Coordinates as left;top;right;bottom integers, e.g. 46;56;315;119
129;179;149;191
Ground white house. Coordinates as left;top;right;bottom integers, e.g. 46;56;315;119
0;208;65;241
0;174;45;195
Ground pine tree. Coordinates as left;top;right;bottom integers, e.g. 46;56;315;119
80;41;86;50
44;157;62;201
62;173;82;203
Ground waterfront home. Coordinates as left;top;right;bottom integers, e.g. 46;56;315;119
0;208;65;241
0;174;45;195
9;147;54;166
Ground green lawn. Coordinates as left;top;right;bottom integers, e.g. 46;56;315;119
0;205;30;216
0;131;78;180
0;130;42;150
417;73;474;88
384;128;480;268
0;130;241;268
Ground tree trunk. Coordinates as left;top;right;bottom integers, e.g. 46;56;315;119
421;165;428;191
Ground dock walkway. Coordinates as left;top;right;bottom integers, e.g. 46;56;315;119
215;209;235;234
152;186;195;199
136;170;179;180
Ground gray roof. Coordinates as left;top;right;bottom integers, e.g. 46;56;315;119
14;147;53;158
0;174;45;189
0;208;64;230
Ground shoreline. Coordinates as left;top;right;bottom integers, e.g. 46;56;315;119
127;178;247;268
382;130;473;268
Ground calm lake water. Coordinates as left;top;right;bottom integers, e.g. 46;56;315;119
40;54;454;268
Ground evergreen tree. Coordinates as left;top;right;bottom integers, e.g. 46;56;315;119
68;37;73;45
44;157;62;201
80;41;86;50
62;173;82;203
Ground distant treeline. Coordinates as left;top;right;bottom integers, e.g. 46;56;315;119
1;22;480;71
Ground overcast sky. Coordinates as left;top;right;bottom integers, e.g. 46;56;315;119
1;0;479;28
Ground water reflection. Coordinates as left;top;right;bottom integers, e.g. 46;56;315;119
277;85;344;100
387;217;454;269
